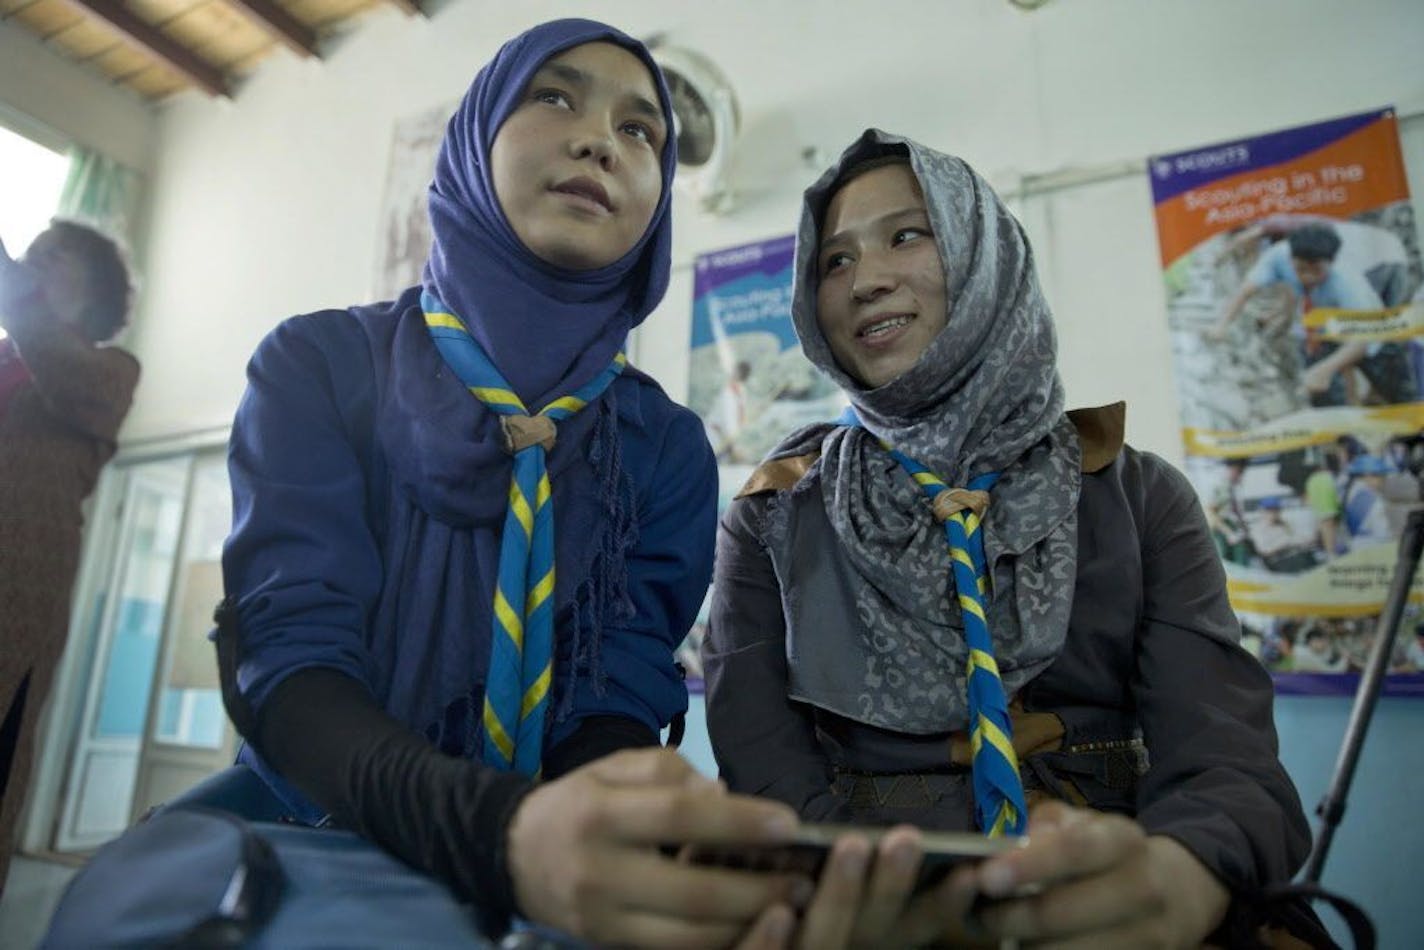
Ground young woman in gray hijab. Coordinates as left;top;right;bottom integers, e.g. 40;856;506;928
704;130;1311;947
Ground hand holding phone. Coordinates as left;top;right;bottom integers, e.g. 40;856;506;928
688;822;1027;894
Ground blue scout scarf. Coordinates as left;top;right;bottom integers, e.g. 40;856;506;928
840;405;1028;836
424;291;626;774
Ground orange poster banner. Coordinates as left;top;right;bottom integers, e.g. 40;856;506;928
1154;114;1409;267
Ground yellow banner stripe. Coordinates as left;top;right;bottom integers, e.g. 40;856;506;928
912;471;944;488
424;312;465;330
471;387;525;410
494;589;523;647
1226;595;1424;617
536;473;551;510
543;395;587;414
482;700;514;762
527;568;554;615
978;577;987;595
1301;303;1411;328
614;352;627;367
521;666;552;719
1183;428;1343;458
971;714;1021;771
968;648;1000;679
963;512;981;536
509;483;534;538
951;548;975;572
958;594;986;623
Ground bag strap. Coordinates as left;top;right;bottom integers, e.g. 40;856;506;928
665;661;689;749
1259;881;1376;950
665;712;685;749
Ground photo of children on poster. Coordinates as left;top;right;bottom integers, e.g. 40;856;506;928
687;236;846;476
1152;107;1424;695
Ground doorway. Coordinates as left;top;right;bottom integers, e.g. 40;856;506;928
45;445;233;852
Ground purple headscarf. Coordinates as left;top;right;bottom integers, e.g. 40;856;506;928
421;17;677;408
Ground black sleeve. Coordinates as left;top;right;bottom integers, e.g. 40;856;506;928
542;715;659;781
702;495;846;820
256;668;533;934
1129;453;1311;892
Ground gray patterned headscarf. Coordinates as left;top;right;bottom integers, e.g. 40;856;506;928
766;129;1081;733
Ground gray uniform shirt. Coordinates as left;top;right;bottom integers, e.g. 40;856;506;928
704;433;1310;894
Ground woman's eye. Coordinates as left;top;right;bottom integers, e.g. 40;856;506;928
892;228;927;246
533;89;572;109
621;121;652;143
822;253;851;275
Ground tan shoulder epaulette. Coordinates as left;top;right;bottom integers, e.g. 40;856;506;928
1068;401;1126;474
734;453;820;499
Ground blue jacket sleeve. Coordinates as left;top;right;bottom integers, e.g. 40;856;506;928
551;403;718;742
222;313;383;713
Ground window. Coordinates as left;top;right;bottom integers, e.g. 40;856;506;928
0;123;68;339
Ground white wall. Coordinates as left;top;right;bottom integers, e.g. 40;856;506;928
0;20;155;170
121;0;1424;446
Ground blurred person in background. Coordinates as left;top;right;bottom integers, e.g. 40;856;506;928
0;221;139;893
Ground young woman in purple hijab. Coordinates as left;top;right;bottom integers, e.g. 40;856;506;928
215;18;817;947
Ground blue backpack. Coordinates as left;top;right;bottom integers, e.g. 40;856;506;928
41;806;495;949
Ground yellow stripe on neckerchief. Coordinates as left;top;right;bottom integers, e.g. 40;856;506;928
423;291;625;776
839;407;1027;837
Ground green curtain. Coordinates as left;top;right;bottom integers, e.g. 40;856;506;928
56;146;142;249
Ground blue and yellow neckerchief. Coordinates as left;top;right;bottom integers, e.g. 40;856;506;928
839;407;1027;836
424;291;625;776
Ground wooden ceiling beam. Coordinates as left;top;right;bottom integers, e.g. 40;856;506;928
383;0;423;17
226;0;319;60
60;0;230;97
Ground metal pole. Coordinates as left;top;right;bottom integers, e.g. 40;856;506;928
1304;507;1424;883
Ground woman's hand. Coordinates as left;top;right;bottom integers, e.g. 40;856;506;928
506;747;808;949
786;826;982;949
964;801;1230;948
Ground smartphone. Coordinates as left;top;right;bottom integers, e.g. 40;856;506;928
687;823;1027;893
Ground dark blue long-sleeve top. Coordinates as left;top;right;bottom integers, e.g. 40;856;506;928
222;289;717;818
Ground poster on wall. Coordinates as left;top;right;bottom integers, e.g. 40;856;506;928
372;103;450;301
1150;107;1424;695
672;235;847;690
